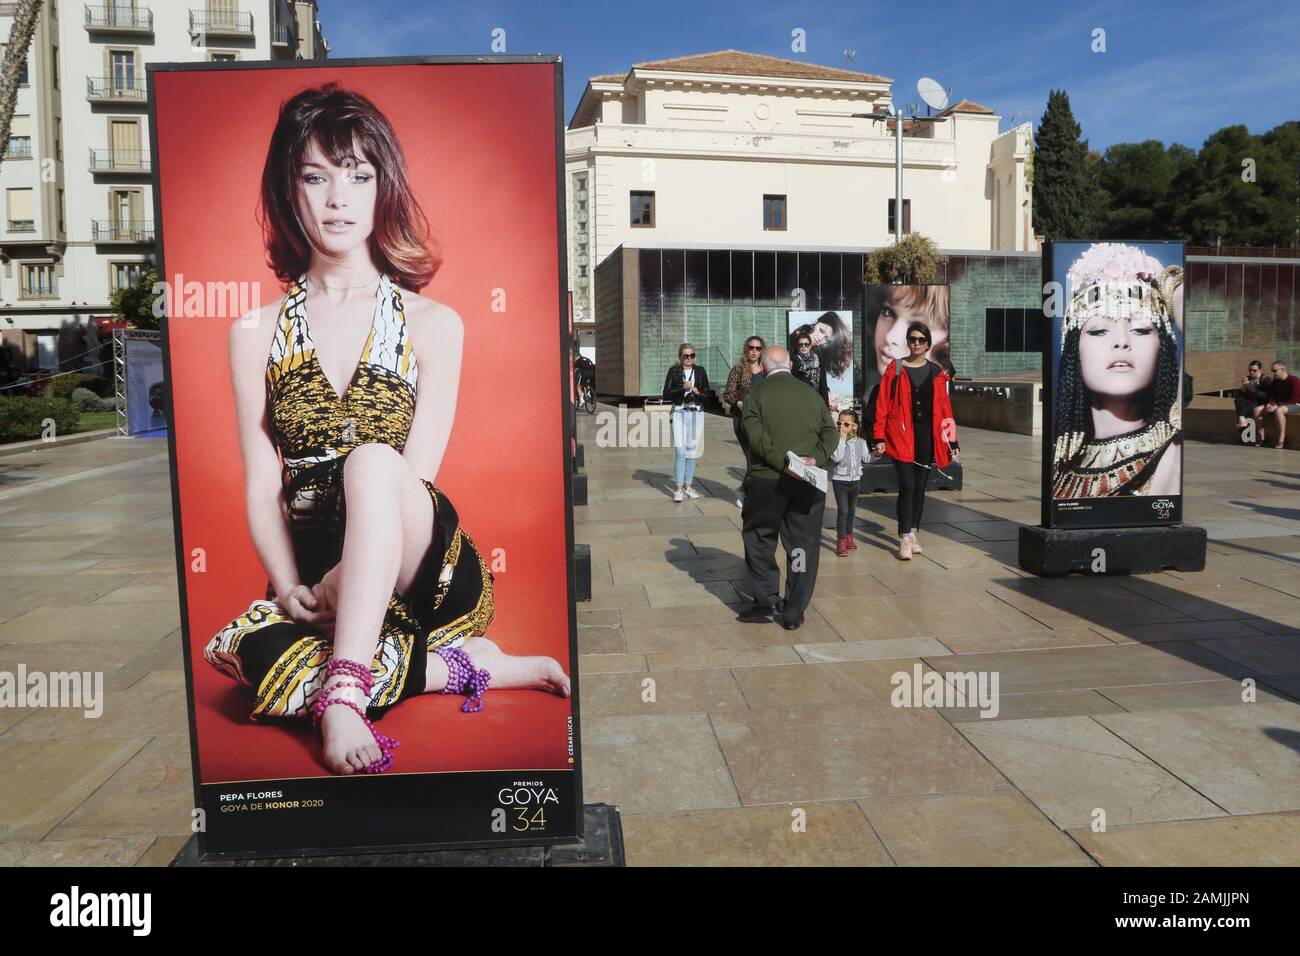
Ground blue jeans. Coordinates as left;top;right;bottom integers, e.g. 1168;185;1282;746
672;407;701;486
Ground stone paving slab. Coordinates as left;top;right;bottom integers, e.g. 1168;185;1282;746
622;802;893;867
1095;703;1300;815
954;716;1226;829
858;791;1094;866
1068;812;1300;866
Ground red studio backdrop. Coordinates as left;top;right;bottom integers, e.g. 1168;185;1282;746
152;61;575;790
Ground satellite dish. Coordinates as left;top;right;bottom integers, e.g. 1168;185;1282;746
917;77;948;112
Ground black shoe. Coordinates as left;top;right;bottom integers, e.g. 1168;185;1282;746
781;618;802;631
736;601;782;623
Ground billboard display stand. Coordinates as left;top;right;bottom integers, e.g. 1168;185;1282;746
1018;523;1206;577
170;803;625;867
1020;240;1206;577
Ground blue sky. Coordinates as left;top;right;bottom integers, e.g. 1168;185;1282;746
322;0;1300;151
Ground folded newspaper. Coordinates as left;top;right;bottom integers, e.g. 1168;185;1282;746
784;451;828;493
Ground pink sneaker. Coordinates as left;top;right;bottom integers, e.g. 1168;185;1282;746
908;531;923;554
898;534;913;560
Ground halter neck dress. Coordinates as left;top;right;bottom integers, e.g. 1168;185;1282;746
205;275;494;720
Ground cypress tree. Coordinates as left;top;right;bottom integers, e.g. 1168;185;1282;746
1034;90;1092;239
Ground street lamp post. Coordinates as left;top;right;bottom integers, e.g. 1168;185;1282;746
854;105;947;244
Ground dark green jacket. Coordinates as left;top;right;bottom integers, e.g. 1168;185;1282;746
741;369;839;481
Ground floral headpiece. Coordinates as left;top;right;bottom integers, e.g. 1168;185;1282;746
1062;243;1181;343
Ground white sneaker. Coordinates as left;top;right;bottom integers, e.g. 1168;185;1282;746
673;489;685;502
684;486;702;499
735;497;744;509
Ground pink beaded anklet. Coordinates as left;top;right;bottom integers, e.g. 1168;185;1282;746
435;647;491;713
311;657;400;774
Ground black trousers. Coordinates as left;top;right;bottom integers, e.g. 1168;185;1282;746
732;410;747;450
741;474;826;625
1235;396;1263;418
833;479;859;537
894;460;931;535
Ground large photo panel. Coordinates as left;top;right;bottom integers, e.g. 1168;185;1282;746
151;58;579;856
861;285;952;399
787;310;854;411
1042;240;1186;529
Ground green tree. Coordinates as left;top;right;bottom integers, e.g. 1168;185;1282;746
1096;140;1193;238
111;265;161;330
0;2;43;152
1033;90;1094;239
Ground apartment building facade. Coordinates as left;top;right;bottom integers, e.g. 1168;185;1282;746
0;0;328;373
565;50;1034;359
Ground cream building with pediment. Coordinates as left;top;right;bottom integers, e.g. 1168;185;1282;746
564;50;1033;342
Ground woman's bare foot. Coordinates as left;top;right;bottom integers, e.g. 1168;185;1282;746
425;636;571;697
318;677;382;774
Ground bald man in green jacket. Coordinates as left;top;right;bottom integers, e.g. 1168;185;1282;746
739;346;839;630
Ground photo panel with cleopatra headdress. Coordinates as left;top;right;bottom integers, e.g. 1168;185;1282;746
1041;241;1185;529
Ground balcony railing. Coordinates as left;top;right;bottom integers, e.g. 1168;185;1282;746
86;75;147;101
272;22;296;46
189;9;253;38
0;3;20;15
4;137;32;159
89;148;151;173
7;219;35;232
84;4;154;32
92;219;154;242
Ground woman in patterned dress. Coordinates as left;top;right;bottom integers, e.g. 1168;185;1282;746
209;84;569;776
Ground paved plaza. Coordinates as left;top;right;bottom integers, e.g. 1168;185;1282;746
1;416;1299;865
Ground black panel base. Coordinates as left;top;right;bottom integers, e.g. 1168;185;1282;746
1018;524;1207;577
574;542;592;602
170;804;623;867
571;472;587;506
574;442;584;470
859;459;963;493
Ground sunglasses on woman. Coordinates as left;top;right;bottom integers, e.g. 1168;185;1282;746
681;353;695;359
907;336;928;344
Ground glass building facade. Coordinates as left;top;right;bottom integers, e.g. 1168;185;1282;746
596;245;1300;397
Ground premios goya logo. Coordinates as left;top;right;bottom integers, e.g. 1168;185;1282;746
491;780;560;834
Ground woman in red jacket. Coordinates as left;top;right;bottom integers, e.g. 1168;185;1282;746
871;321;960;560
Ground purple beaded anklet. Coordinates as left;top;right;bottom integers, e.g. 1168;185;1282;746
311;657;400;774
435;646;491;713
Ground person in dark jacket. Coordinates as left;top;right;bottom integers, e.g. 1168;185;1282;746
662;343;710;501
738;346;839;630
790;331;830;407
1235;361;1268;433
872;322;959;560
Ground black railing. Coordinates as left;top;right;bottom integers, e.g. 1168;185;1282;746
5;137;32;159
92;219;154;242
84;4;154;30
87;75;147;100
89;148;151;172
272;22;295;45
189;9;253;36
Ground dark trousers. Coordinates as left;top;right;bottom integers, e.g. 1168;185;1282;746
741;474;826;625
833;478;859;537
732;410;747;449
894;460;930;535
1235;396;1262;418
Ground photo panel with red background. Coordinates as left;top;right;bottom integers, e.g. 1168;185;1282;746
153;61;572;783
